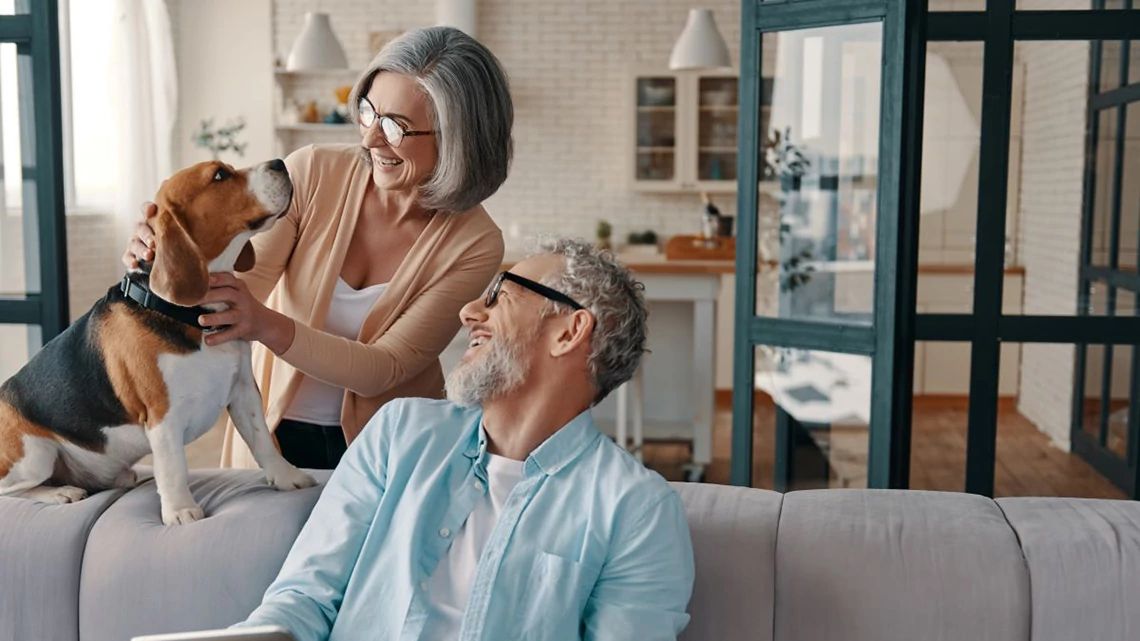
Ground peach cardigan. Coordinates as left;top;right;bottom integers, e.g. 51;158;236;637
220;144;504;468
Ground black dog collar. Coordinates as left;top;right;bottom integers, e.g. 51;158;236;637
119;275;213;331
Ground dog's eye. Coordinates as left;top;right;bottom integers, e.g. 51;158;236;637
213;168;230;182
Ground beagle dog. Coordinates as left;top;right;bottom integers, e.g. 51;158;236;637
0;158;316;525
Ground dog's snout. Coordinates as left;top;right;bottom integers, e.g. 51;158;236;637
268;158;287;173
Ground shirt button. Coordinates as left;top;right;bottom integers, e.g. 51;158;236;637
439;527;451;538
420;580;429;591
473;481;484;492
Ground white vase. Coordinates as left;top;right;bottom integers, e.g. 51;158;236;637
286;12;349;71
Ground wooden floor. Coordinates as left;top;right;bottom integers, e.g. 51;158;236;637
184;400;1126;499
641;400;1126;498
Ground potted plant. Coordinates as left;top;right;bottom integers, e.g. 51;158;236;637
192;117;247;160
596;220;613;251
763;127;809;192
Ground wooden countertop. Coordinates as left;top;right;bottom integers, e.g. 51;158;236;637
503;252;1027;276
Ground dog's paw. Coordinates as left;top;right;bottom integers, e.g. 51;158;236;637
27;485;88;504
161;504;205;525
265;465;318;491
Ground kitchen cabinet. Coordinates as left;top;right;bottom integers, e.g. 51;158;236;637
631;68;751;194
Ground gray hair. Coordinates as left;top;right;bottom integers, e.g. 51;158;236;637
350;27;513;213
534;239;649;405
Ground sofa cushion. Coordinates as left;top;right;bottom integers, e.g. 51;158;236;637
78;469;330;641
998;497;1140;641
673;482;782;641
774;489;1030;641
0;490;123;641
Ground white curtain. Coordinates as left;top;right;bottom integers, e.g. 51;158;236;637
109;0;177;241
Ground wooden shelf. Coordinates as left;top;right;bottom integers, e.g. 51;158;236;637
637;105;676;111
637;146;676;153
276;123;356;132
699;146;737;153
274;67;361;78
700;106;738;111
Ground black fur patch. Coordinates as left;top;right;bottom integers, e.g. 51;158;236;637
0;306;126;451
0;279;202;451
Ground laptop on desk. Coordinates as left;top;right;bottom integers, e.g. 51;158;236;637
131;626;294;641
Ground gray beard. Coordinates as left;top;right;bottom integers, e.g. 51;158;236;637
445;331;529;407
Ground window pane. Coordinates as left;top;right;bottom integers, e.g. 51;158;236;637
0;41;36;297
996;342;1127;499
1118;101;1140;273
756;22;882;324
0;0;29;16
919;43;988;313
67;0;117;210
755;346;871;490
910;341;970;492
0;323;39;380
1019;0;1127;8
1008;41;1140;316
929;0;986;9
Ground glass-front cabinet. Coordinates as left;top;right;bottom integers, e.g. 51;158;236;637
631;69;748;193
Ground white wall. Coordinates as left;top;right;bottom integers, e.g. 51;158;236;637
271;0;741;249
172;0;275;169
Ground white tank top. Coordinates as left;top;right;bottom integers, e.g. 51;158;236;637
283;277;387;426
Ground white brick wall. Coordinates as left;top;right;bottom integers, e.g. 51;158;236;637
271;0;740;249
1015;35;1090;448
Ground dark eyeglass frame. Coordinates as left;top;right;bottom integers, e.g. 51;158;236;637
485;271;585;311
357;96;435;148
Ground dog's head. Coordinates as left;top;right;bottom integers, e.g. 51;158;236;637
146;159;293;306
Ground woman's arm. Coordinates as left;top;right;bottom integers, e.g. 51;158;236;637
279;226;504;398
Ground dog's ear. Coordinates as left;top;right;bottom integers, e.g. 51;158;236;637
234;241;256;273
149;205;209;306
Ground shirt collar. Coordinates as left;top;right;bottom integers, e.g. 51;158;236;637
462;408;600;477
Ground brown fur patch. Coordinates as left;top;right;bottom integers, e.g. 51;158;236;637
98;304;199;430
0;400;56;479
147;161;274;304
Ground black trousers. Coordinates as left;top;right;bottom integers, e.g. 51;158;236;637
275;419;348;470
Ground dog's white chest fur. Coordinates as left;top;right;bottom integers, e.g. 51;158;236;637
157;340;245;441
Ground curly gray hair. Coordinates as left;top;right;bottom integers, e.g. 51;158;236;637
350;26;513;213
533;239;648;405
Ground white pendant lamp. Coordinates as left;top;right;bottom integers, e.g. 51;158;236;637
286;12;349;70
669;8;731;71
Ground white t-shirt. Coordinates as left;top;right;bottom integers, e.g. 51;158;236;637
421;452;525;639
283;277;387;425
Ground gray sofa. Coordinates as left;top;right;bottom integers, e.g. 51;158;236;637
2;470;1139;641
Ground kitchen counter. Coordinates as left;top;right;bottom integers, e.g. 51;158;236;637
504;252;1027;276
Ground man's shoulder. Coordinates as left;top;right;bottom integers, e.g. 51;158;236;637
581;432;681;515
363;397;479;444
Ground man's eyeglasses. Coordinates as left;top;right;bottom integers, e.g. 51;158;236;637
484;271;585;311
357;96;435;148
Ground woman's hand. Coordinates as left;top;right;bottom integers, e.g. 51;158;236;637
198;272;295;353
122;203;158;270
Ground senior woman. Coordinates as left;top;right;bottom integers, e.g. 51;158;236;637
122;27;510;469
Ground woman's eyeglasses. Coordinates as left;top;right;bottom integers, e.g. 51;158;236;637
484;271;585;311
357;96;435;148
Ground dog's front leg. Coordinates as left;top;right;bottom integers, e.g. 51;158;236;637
145;424;204;525
229;344;317;490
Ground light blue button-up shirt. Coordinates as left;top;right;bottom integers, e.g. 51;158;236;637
237;397;694;641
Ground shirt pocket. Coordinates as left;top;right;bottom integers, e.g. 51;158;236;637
521;550;602;639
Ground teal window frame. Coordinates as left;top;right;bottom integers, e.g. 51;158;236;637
0;0;69;346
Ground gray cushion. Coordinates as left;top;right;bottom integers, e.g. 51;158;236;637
0;489;123;641
774;490;1030;641
673;482;782;641
78;469;330;641
998;497;1140;641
